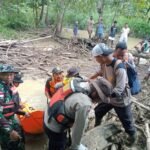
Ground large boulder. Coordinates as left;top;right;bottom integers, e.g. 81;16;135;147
81;123;122;150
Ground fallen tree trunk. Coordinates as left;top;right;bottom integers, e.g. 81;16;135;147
0;36;53;50
145;123;150;150
131;97;150;112
19;35;52;44
131;52;150;59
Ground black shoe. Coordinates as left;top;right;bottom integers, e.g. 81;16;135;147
126;133;137;147
94;120;101;127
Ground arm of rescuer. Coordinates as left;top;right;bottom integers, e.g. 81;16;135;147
90;71;102;79
16;109;30;117
90;65;103;79
70;103;91;149
111;63;127;97
45;78;52;100
13;92;28;116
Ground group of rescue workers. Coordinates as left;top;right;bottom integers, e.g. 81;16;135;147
44;42;138;150
0;41;149;150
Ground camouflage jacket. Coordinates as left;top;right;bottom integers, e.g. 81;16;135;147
0;80;14;133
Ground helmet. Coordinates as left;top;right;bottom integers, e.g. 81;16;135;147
0;64;18;73
13;74;23;83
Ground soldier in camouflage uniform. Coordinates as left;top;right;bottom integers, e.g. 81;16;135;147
0;64;25;150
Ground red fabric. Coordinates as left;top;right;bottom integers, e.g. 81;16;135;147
49;85;73;107
18;109;44;134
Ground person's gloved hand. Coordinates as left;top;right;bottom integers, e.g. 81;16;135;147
78;144;88;150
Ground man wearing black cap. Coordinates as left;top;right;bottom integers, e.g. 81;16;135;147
91;43;137;146
64;66;83;83
114;42;135;68
67;67;80;78
114;42;142;96
114;42;127;59
11;74;29;117
45;67;64;100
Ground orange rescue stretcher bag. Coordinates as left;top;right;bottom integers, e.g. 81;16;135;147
17;103;44;134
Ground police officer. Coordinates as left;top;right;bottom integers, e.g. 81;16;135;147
44;77;113;150
92;43;137;146
0;64;25;150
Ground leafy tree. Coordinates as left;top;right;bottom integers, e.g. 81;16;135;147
0;0;149;37
51;0;98;35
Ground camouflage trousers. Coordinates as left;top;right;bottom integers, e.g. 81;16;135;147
0;119;25;150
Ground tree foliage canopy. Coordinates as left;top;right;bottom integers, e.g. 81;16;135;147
0;0;149;37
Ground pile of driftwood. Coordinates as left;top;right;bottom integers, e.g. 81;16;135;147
0;36;92;79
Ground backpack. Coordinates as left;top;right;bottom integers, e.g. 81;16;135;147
114;60;141;95
48;78;88;127
126;64;141;95
48;83;74;128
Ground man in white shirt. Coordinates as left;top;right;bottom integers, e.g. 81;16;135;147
119;23;130;44
87;16;94;39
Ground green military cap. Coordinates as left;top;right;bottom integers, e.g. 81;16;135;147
0;64;19;73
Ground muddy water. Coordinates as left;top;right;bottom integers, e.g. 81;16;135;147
62;28;141;49
17;79;48;150
18;79;47;110
17;30;143;150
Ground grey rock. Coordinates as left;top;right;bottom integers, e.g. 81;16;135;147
81;123;122;150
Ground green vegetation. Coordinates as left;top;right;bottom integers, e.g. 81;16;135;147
0;0;149;39
0;25;17;39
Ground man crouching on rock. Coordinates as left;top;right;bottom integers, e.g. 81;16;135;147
44;77;113;150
